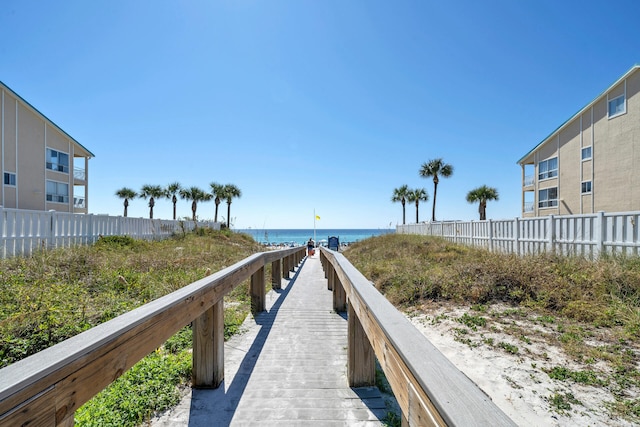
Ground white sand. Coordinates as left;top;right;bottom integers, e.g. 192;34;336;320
406;303;638;426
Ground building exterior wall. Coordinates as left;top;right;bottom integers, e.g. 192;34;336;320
519;66;640;217
0;82;93;213
558;119;581;215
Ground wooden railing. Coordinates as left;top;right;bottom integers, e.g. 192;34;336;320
0;246;305;426
319;247;516;426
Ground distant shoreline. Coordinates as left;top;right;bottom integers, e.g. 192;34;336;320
238;228;395;245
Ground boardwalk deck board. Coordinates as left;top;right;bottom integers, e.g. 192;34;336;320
152;255;386;426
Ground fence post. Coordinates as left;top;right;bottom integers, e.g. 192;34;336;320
48;210;55;250
488;219;493;252
0;206;4;258
514;217;520;255
595;211;605;257
548;215;555;253
88;213;94;244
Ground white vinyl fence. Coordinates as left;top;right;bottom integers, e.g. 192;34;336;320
397;211;640;258
0;207;220;258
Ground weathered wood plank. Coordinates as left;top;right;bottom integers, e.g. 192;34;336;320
347;304;376;387
250;265;266;313
271;259;282;289
332;270;346;312
192;301;224;388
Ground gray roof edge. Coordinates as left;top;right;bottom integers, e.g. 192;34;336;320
517;64;640;165
0;80;95;158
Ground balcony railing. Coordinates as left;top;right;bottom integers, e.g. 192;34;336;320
524;201;534;212
524;174;534;187
74;167;86;181
74;197;86;209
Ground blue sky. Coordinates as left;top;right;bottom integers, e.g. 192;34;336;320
1;1;639;229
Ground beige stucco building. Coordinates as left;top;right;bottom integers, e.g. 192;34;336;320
518;65;640;217
1;81;93;213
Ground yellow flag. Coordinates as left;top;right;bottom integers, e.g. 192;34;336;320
315;215;320;220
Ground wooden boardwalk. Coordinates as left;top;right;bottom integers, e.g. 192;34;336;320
153;254;387;426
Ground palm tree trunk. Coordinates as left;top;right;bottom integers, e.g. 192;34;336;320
124;199;129;217
172;196;177;220
226;202;231;228
149;197;154;219
432;183;438;221
192;201;197;221
401;200;406;225
416;201;419;223
214;200;220;223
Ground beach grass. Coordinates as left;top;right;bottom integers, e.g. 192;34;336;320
343;233;640;423
0;229;262;425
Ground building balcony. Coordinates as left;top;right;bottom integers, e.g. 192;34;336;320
74;196;86;209
524;201;534;213
523;174;534;188
74;167;86;182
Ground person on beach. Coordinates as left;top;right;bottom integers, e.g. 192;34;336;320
307;238;314;256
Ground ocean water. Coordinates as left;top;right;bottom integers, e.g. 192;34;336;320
238;228;394;246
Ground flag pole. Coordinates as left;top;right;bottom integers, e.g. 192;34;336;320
313;209;316;244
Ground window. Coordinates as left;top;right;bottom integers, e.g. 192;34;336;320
46;180;69;203
581;146;592;160
608;94;626;118
46;148;69;173
3;172;16;186
582;181;592;194
538;157;558;180
538;187;558;208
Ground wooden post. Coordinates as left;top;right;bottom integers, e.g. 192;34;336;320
333;270;346;312
271;259;282;289
251;266;266;313
327;263;334;291
284;255;291;279
283;255;289;279
192;300;224;388
348;303;375;387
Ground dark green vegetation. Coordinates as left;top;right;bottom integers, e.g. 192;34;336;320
344;234;640;422
0;229;262;425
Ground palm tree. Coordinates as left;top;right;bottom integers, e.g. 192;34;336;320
179;186;212;221
165;182;182;220
221;184;242;229
209;182;225;223
139;185;165;219
115;187;137;217
391;185;410;225
466;185;499;220
406;188;429;223
419;158;454;221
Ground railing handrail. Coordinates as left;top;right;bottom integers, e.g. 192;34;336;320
0;246;305;426
319;247;515;426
